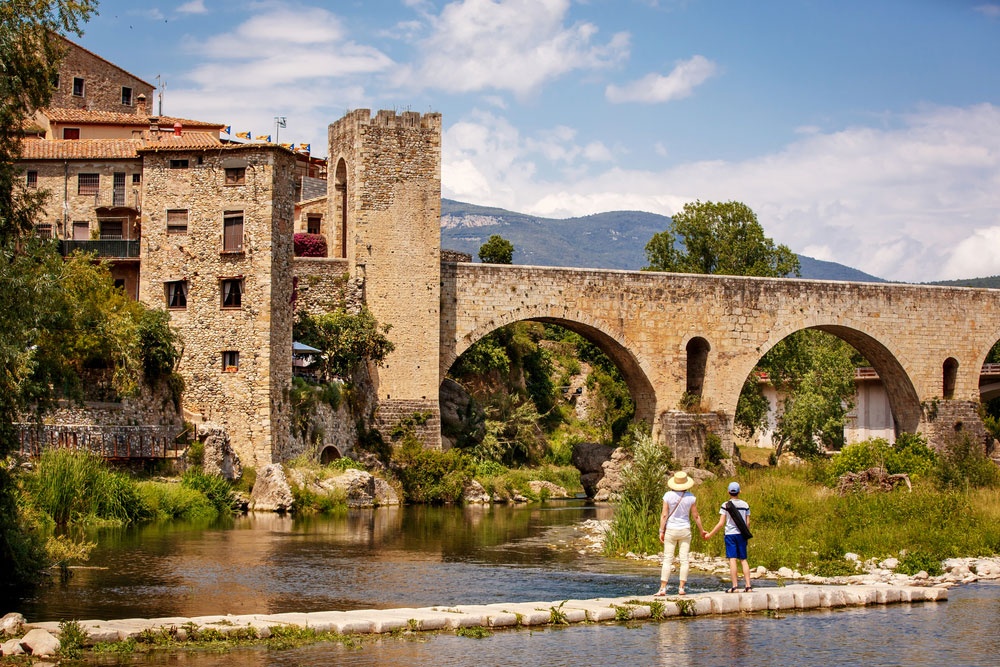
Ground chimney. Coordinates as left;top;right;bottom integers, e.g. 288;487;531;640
136;93;147;115
173;122;182;137
149;116;160;134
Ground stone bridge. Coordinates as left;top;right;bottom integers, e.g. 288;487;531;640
435;263;1000;462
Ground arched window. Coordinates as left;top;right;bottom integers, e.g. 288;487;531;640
334;159;348;258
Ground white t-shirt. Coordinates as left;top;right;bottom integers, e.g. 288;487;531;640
720;498;750;536
662;490;697;530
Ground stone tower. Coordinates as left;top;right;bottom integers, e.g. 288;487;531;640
328;109;443;447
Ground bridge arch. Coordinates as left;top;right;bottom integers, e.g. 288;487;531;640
727;321;922;439
444;313;658;428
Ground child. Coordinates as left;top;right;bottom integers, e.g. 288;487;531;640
703;481;753;592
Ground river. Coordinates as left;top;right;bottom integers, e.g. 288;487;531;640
9;501;1000;666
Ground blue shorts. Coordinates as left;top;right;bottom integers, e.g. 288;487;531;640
725;534;748;560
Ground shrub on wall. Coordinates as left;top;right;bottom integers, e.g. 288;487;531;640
294;233;328;257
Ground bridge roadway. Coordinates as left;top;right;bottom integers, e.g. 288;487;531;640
21;584;947;647
440;263;1000;457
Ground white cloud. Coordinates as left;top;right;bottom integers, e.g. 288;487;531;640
974;4;1000;19
442;104;1000;282
398;0;630;96
605;55;717;104
177;0;207;15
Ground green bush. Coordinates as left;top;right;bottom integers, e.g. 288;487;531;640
137;481;216;521
896;550;944;576
934;432;1000;490
603;426;671;556
827;434;937;484
181;470;237;516
391;437;472;504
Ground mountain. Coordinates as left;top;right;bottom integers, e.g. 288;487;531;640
441;198;887;283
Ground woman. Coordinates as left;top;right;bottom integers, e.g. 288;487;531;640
654;470;704;596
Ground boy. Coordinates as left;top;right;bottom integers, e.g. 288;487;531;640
703;481;753;592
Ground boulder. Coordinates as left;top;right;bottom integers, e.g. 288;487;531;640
572;442;614;497
1;638;24;656
528;480;568;499
439;378;484;450
463;480;491;504
0;613;24;638
197;422;243;481
20;628;60;657
593;447;630;501
249;463;294;512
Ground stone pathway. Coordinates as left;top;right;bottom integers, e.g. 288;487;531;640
3;583;948;656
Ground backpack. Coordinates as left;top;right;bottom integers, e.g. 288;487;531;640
724;500;753;539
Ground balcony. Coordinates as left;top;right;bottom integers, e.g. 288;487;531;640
59;239;140;258
94;187;141;212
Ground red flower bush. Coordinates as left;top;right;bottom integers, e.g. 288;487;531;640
294;233;328;257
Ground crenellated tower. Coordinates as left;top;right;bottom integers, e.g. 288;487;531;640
328;109;443;447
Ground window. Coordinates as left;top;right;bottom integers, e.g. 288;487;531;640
224;167;246;185
132;173;141;185
35;223;53;239
63;127;80;140
51;73;59;89
165;281;188;309
169;159;189;169
26;171;37;189
222;351;240;372
221;279;243;308
77;173;99;195
99;219;123;239
72;221;90;240
121;86;132;106
223;211;244;253
72;77;84;97
166;209;188;235
307;214;321;234
113;279;126;291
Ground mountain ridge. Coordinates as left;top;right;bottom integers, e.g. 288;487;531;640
441;198;887;283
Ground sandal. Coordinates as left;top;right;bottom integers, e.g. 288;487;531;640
744;586;754;592
726;586;738;593
677;589;686;596
653;590;667;597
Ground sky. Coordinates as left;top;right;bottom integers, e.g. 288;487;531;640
73;0;1000;283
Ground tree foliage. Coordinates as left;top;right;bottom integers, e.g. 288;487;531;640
478;234;514;264
294;308;395;379
644;200;800;277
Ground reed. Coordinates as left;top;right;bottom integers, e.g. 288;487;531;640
27;450;147;526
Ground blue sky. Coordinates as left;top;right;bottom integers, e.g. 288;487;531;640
75;0;1000;282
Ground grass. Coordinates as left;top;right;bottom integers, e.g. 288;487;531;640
476;463;583;500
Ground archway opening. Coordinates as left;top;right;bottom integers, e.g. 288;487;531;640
977;340;1000;446
334;159;347;258
734;326;919;463
686;337;710;399
943;357;959;400
441;319;652;469
320;445;342;464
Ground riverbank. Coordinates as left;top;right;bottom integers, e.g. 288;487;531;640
574;518;1000;587
0;583;949;659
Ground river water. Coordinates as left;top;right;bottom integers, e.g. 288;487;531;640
10;501;1000;666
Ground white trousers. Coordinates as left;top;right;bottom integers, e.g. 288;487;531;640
660;527;692;583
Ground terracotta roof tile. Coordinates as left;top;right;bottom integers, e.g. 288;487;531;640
41;107;224;129
20;139;142;160
139;134;226;150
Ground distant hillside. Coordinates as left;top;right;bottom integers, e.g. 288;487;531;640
925;276;1000;289
441;199;886;283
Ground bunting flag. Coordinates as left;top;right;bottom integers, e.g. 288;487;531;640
297;143;311;152
224;125;232;135
280;142;294;150
235;131;252;140
255;134;272;142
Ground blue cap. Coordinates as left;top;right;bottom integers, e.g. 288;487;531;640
728;482;741;494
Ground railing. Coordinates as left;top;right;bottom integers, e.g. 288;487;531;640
17;424;184;459
94;189;140;211
59;239;140;258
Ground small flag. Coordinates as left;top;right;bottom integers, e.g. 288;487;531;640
280;142;294;150
236;131;251;140
276;117;287;128
297;143;311;152
224;125;232;135
255;134;271;142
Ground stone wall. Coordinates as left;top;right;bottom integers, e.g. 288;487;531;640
51;36;153;114
137;144;296;466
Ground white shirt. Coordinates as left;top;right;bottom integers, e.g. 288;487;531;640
662;490;697;530
720;498;750;536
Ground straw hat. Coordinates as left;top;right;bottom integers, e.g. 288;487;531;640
667;470;695;491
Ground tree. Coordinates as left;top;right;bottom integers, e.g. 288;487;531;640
1;0;98;590
294;308;395;380
644;200;800;277
478;234;514;264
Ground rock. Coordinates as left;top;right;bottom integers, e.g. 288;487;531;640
572;442;614;474
1;638;24;656
880;557;899;570
777;567;795;579
439;378;484;450
197;422;243;481
974;559;1000;578
20;629;60;657
593;447;630;501
463;480;491;504
845;552;860;562
528;480;568;499
373;477;400;506
249;463;294;512
0;613;24;638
